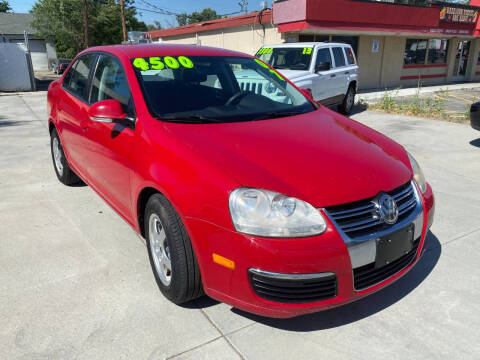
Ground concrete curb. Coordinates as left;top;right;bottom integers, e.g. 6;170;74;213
357;82;480;103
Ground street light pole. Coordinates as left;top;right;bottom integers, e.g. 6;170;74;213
119;0;128;43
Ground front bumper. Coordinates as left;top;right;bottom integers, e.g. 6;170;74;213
183;182;435;318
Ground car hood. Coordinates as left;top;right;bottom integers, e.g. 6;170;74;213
275;69;311;80
162;108;412;207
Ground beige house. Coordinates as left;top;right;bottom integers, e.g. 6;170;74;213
148;0;480;91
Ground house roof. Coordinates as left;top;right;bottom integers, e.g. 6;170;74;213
147;10;273;39
0;13;35;35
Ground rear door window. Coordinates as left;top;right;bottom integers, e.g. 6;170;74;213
65;54;96;101
332;47;346;68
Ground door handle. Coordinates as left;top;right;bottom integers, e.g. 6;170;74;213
345;71;350;75
330;74;336;78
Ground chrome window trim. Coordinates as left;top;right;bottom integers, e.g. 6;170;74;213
248;268;335;281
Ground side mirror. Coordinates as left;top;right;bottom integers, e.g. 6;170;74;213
299;88;313;100
315;62;331;72
88;100;127;123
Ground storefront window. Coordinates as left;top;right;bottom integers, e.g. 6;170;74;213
331;36;359;55
427;39;449;64
404;39;428;65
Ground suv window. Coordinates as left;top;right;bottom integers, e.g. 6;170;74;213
344;47;356;65
332;47;346;68
90;55;131;112
315;48;332;68
66;54;96;100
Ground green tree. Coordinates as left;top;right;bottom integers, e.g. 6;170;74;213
31;0;147;58
147;20;162;31
0;1;12;12
176;8;219;26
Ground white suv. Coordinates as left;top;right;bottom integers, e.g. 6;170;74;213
256;42;359;114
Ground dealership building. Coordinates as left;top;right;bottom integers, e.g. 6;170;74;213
148;0;480;90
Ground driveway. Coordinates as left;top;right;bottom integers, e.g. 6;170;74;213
1;93;479;359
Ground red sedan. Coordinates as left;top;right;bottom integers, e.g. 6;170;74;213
47;44;434;318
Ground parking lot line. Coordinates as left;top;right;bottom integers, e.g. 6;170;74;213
433;94;449;101
460;93;480;101
447;94;473;103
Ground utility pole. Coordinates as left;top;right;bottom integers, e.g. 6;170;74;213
83;0;89;48
119;0;128;43
239;0;248;14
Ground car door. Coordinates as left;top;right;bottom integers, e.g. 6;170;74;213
331;46;349;99
85;54;136;219
58;53;97;178
311;47;336;102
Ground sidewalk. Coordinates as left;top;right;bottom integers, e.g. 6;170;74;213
358;82;480;103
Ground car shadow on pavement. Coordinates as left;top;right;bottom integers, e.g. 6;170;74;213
469;138;480;147
229;231;441;331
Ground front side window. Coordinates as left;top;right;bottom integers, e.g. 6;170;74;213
256;47;313;71
315;48;332;68
132;56;315;123
90;55;131;111
404;39;428;65
66;54;96;100
332;47;346;67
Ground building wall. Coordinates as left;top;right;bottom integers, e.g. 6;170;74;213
158;24;282;55
357;36;385;90
1;34;50;71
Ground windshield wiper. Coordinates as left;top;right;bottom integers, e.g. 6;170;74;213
160;115;225;124
253;111;306;121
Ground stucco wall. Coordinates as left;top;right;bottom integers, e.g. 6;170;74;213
158;24;282;55
0;43;33;91
357;36;385;90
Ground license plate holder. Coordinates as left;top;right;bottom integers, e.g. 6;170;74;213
375;224;414;268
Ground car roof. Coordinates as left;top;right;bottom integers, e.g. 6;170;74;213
81;44;251;59
261;42;351;48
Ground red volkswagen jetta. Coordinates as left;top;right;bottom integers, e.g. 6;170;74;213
47;45;434;318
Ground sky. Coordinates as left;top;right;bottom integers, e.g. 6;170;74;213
7;0;258;27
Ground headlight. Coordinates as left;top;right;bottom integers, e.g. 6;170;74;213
408;152;427;194
229;188;327;237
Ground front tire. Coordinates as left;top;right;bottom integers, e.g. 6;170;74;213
339;85;356;115
50;128;81;185
145;193;203;304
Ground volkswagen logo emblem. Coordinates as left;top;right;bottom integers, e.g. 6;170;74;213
372;193;398;225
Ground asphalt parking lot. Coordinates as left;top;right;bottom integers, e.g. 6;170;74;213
1;92;480;359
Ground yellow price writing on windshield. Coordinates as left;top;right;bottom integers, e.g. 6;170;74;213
254;58;285;81
132;56;194;71
257;47;273;55
302;48;313;55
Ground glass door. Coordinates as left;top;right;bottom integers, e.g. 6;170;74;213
453;40;471;81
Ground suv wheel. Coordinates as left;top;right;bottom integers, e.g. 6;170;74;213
50;128;82;185
145;193;203;304
339;85;356;115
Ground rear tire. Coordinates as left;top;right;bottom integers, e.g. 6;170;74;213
145;193;203;304
339;85;356;115
50;128;81;185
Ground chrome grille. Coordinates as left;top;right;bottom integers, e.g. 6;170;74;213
325;181;417;238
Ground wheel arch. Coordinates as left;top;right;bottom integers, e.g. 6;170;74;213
137;186;163;238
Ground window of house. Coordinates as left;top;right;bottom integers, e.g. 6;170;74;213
65;54;96;100
427;39;449;64
332;36;359;55
404;39;428;65
332;47;346;67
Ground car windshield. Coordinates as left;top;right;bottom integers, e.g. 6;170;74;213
131;55;315;123
255;47;313;71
